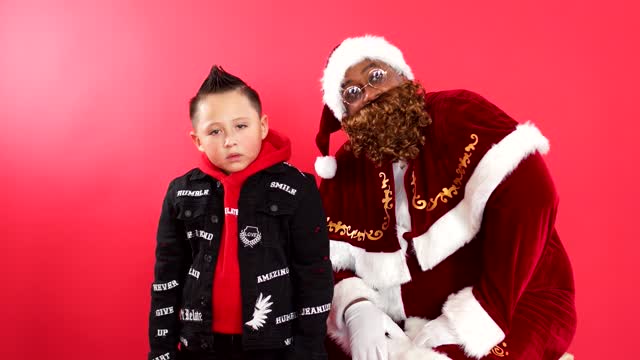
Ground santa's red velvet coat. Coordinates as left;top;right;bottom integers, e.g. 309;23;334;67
321;89;576;360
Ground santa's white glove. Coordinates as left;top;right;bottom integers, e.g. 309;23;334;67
386;331;452;360
412;315;459;349
344;301;404;360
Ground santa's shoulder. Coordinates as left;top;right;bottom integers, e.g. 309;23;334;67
423;89;495;110
423;88;518;138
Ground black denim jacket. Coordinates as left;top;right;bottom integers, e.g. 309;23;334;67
148;163;333;360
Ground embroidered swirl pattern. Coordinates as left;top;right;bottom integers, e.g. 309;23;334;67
379;172;393;230
412;134;479;211
327;172;393;241
491;342;509;357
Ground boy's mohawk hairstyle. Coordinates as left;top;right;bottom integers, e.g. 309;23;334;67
189;65;262;122
198;65;247;93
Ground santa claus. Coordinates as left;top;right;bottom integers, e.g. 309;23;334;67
315;35;577;360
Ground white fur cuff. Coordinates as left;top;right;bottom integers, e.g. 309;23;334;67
442;287;505;359
329;277;379;331
412;122;550;271
326;277;380;353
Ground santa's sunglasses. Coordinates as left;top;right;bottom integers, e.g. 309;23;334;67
342;68;389;105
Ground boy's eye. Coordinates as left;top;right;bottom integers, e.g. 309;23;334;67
209;129;221;136
237;124;248;129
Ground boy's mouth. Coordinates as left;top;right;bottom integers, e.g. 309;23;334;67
226;153;242;161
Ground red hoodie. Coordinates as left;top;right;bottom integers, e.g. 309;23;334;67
198;130;291;334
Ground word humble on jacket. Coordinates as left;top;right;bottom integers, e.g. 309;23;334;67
276;311;297;324
177;189;209;197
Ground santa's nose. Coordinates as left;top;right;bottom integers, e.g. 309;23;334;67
363;87;382;104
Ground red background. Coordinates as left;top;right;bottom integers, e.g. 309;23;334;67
1;0;638;359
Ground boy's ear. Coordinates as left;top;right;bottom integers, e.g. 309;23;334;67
260;114;269;140
190;130;205;152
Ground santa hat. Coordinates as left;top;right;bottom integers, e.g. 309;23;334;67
315;35;414;179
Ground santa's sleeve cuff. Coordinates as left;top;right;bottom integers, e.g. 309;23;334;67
327;277;380;353
442;287;506;359
330;277;380;329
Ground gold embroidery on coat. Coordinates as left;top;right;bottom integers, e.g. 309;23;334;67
412;134;479;211
326;172;393;241
326;219;383;241
491;342;509;357
411;172;427;210
379;172;393;230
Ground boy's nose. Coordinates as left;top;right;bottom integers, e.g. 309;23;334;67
224;136;237;147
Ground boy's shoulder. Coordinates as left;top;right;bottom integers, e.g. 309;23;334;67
165;168;211;193
266;161;311;179
171;167;208;183
262;162;317;192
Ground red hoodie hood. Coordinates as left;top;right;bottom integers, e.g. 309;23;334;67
198;129;292;186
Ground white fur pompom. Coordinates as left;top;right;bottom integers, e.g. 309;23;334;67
315;156;337;179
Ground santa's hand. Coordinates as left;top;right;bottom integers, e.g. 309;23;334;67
345;301;400;360
386;330;452;360
412;315;459;349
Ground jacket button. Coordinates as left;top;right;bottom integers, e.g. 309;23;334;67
200;297;208;306
270;204;278;212
216;181;221;188
184;210;192;218
201;341;209;350
204;254;213;262
210;215;219;224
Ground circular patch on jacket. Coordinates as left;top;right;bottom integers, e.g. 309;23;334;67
240;226;262;248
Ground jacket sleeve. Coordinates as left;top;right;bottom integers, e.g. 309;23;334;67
148;180;191;360
438;153;562;358
288;175;334;360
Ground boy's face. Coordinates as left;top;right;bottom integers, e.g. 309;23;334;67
190;90;268;174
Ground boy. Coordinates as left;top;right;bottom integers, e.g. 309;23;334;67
148;66;333;360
